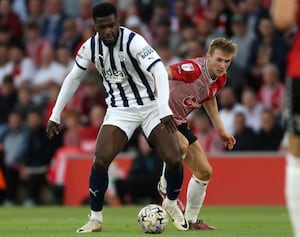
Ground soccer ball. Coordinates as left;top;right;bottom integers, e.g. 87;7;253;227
137;204;169;234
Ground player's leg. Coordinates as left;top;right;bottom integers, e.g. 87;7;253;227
77;124;128;233
77;107;138;233
148;124;188;231
157;130;189;199
285;78;300;237
183;140;216;230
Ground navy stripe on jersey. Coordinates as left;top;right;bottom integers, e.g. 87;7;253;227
99;38;116;107
126;32;155;101
75;59;86;70
108;45;129;107
91;34;96;63
147;59;161;72
119;28;143;105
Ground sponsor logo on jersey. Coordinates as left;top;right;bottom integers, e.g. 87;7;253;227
183;95;201;107
102;68;127;82
139;46;154;59
181;63;194;71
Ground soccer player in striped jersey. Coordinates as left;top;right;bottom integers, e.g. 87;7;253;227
158;37;237;230
46;2;188;233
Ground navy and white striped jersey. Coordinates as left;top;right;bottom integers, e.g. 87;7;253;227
75;26;161;108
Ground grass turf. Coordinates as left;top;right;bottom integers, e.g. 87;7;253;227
0;205;293;237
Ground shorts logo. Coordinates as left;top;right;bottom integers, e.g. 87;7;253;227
183;95;201;107
181;63;194;71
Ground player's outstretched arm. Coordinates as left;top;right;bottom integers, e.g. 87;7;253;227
203;96;236;150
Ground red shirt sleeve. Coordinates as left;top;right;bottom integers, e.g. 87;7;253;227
169;60;201;83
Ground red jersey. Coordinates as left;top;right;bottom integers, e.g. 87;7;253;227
169;57;227;125
287;1;300;77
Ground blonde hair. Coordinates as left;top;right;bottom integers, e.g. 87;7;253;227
207;37;237;56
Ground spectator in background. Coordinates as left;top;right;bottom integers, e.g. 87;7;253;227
14;85;38;120
170;0;190;34
3;41;36;88
190;109;224;153
23;108;53;206
58;19;82;54
256;108;285;151
24;20;52;67
77;76;107;124
155;40;181;66
125;15;153;45
240;87;264;133
258;63;285;119
31;44;67;106
40;0;69;46
56;45;74;73
26;0;45;26
185;39;205;59
0;25;11;44
1;110;29;206
247;15;289;89
0;75;17;125
218;86;244;135
186;0;205;28
78;105;105;153
0;0;23;41
228;14;255;92
61;109;82;147
0;42;10;83
75;0;93;32
176;21;198;58
115;131;162;205
232;112;257;151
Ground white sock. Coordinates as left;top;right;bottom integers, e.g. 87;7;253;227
285;154;300;237
185;175;208;223
91;210;103;222
165;197;177;207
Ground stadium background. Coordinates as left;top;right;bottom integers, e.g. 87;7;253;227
0;0;289;209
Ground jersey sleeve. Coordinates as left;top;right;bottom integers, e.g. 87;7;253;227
75;38;92;70
169;60;201;83
130;34;162;71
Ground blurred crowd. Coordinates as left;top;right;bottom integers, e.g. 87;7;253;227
0;0;289;206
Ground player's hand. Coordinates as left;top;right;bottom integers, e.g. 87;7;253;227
161;115;177;133
219;130;236;150
46;120;60;139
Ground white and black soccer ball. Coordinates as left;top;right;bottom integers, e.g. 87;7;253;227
137;204;168;234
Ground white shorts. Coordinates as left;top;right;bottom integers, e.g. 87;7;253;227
102;101;161;139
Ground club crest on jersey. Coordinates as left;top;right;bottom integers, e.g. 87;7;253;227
181;63;194;71
183;95;201;107
119;52;125;62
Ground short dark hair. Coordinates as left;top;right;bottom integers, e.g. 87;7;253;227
92;2;117;20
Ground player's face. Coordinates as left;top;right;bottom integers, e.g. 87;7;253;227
94;14;119;47
206;49;233;78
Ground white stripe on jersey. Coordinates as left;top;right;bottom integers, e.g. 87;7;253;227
75;27;162;108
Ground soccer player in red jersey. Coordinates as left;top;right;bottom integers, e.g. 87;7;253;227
272;1;300;236
158;37;237;230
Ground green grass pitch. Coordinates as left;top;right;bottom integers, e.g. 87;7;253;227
0;205;293;237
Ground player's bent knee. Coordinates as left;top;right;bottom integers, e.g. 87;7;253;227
194;165;213;181
165;157;182;171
